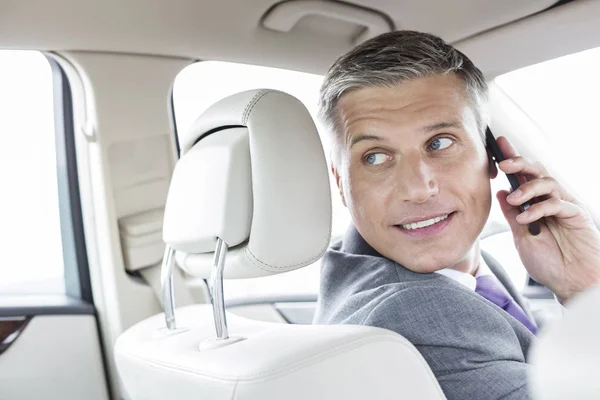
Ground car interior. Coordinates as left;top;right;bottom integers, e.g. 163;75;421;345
1;0;600;399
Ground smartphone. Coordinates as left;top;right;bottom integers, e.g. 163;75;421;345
486;127;541;235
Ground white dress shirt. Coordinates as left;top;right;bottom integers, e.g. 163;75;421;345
435;257;560;317
434;255;493;291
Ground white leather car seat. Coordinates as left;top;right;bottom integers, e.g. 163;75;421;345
114;89;446;400
529;282;600;400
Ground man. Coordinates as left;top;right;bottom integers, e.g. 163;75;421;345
313;30;600;399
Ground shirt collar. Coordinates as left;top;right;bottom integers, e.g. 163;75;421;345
434;255;492;291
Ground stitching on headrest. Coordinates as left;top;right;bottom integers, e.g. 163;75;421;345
242;89;271;124
243;231;330;271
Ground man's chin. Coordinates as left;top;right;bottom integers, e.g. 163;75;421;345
403;262;449;274
393;252;464;274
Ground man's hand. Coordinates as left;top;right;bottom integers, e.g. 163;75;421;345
495;136;600;304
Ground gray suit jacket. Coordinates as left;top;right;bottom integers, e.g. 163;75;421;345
313;226;535;400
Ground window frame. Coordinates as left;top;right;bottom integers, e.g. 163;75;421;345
47;55;94;304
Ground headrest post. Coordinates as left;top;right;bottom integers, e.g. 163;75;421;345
161;245;177;330
210;238;229;340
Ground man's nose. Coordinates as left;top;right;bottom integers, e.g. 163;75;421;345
397;155;439;203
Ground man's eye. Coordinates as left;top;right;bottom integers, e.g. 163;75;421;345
428;137;453;151
365;153;390;165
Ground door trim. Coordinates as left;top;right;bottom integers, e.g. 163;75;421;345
0;316;31;355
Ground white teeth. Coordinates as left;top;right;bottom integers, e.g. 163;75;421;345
400;214;449;230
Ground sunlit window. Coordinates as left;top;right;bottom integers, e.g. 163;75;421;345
0;51;65;295
481;45;600;290
495;45;600;210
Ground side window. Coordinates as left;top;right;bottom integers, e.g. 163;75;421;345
0;51;87;298
495;45;600;208
484;45;600;291
172;61;350;300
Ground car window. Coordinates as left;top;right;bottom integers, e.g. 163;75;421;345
0;51;65;294
495;45;600;210
172;61;511;300
488;45;600;290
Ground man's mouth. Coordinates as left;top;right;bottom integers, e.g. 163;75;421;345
394;212;456;237
398;213;450;230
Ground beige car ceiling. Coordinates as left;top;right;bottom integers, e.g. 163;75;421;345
0;0;598;77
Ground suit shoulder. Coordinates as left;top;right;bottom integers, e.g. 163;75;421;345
362;285;518;340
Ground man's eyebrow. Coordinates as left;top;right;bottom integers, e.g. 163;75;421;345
349;134;387;148
348;121;462;148
421;121;463;133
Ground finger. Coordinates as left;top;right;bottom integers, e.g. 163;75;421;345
497;189;528;236
496;136;520;159
516;197;581;224
498;156;549;180
506;177;562;207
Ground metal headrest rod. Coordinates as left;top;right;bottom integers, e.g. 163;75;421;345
210;238;229;340
161;238;230;340
161;245;177;330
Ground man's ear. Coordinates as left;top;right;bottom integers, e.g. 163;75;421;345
331;163;347;207
487;148;498;179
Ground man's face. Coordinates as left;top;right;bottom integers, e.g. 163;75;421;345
334;74;493;273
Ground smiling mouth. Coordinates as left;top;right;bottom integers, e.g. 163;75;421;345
395;212;456;230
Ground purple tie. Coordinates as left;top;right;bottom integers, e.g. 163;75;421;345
475;275;538;334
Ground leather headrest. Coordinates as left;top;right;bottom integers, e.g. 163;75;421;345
163;89;332;279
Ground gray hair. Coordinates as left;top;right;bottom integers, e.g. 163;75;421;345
319;31;489;156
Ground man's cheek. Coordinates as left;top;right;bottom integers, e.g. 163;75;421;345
346;179;378;217
347;183;369;217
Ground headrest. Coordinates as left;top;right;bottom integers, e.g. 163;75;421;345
163;89;332;279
